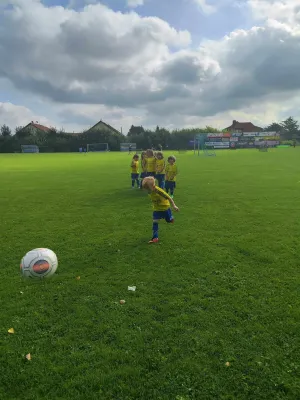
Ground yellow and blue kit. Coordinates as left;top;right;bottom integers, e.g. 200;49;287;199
165;163;178;195
148;186;174;239
131;160;139;188
155;158;166;189
146;156;156;177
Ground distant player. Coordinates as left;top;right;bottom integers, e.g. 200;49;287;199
165;155;178;198
142;176;179;244
130;154;140;188
129;144;132;155
139;151;147;189
145;149;156;177
155;151;166;189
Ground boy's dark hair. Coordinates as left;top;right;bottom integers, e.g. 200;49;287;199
168;155;176;162
133;154;139;159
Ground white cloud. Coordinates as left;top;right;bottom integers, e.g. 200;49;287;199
127;0;144;8
1;0;300;132
192;0;217;14
0;102;53;131
248;0;300;24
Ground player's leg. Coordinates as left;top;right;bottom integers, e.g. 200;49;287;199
165;208;174;224
149;211;163;243
131;174;135;188
165;181;170;193
135;176;140;187
170;182;175;197
160;174;165;189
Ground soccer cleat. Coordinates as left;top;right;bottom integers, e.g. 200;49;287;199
170;219;174;224
170;195;174;199
148;238;159;244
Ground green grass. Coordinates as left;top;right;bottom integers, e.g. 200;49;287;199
1;149;300;400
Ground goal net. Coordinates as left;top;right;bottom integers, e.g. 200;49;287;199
21;145;39;153
87;143;109;152
120;143;136;152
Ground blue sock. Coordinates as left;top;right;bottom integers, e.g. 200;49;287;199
136;179;140;187
152;222;159;239
132;180;135;187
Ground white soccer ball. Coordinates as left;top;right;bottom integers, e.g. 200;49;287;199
20;248;58;279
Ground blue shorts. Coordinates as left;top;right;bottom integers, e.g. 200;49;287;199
147;172;156;177
131;173;139;179
155;174;165;181
165;181;176;190
153;208;173;222
140;172;147;179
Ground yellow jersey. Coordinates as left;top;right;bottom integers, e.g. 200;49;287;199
156;159;166;174
165;164;178;181
131;160;139;173
149;186;172;211
146;157;156;173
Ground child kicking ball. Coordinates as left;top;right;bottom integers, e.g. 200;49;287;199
142;176;179;243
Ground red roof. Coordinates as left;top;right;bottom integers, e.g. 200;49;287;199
225;120;263;132
30;123;51;132
19;122;52;133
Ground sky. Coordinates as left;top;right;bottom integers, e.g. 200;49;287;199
0;0;300;134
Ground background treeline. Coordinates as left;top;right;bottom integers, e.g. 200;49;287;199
0;117;299;153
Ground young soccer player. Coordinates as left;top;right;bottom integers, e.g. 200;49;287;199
139;151;147;189
165;155;178;198
155;151;166;189
145;149;156;177
130;154;140;188
142;176;179;243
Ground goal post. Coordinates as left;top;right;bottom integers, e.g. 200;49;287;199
21;145;39;153
87;143;109;152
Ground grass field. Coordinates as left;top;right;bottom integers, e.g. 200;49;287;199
1;149;300;400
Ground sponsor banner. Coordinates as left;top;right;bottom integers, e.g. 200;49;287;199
214;143;230;148
255;141;280;146
237;142;255;148
231;132;243;137
206;142;230;148
243;131;279;137
207;132;231;138
230;137;239;141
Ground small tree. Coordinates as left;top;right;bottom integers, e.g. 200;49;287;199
1;124;12;137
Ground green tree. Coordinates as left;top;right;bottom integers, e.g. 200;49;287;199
1;124;12;137
280;117;299;140
127;125;145;136
264;122;282;132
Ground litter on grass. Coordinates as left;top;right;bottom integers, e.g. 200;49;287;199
128;286;136;291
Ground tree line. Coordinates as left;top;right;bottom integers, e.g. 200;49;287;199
0;117;299;153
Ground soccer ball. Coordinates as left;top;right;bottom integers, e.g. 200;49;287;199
20;248;58;279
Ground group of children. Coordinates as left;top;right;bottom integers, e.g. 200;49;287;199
130;149;179;243
130;149;178;197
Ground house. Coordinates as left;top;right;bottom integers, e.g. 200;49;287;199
18;121;52;135
85;120;121;135
224;120;263;133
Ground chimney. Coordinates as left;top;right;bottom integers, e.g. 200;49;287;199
233;120;237;125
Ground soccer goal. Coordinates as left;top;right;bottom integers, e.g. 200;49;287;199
87;143;109;152
21;145;39;153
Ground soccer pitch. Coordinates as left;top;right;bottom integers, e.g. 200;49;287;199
1;150;300;399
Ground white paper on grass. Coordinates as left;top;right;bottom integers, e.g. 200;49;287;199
128;286;136;291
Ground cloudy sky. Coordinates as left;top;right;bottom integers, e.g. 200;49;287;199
0;0;300;133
